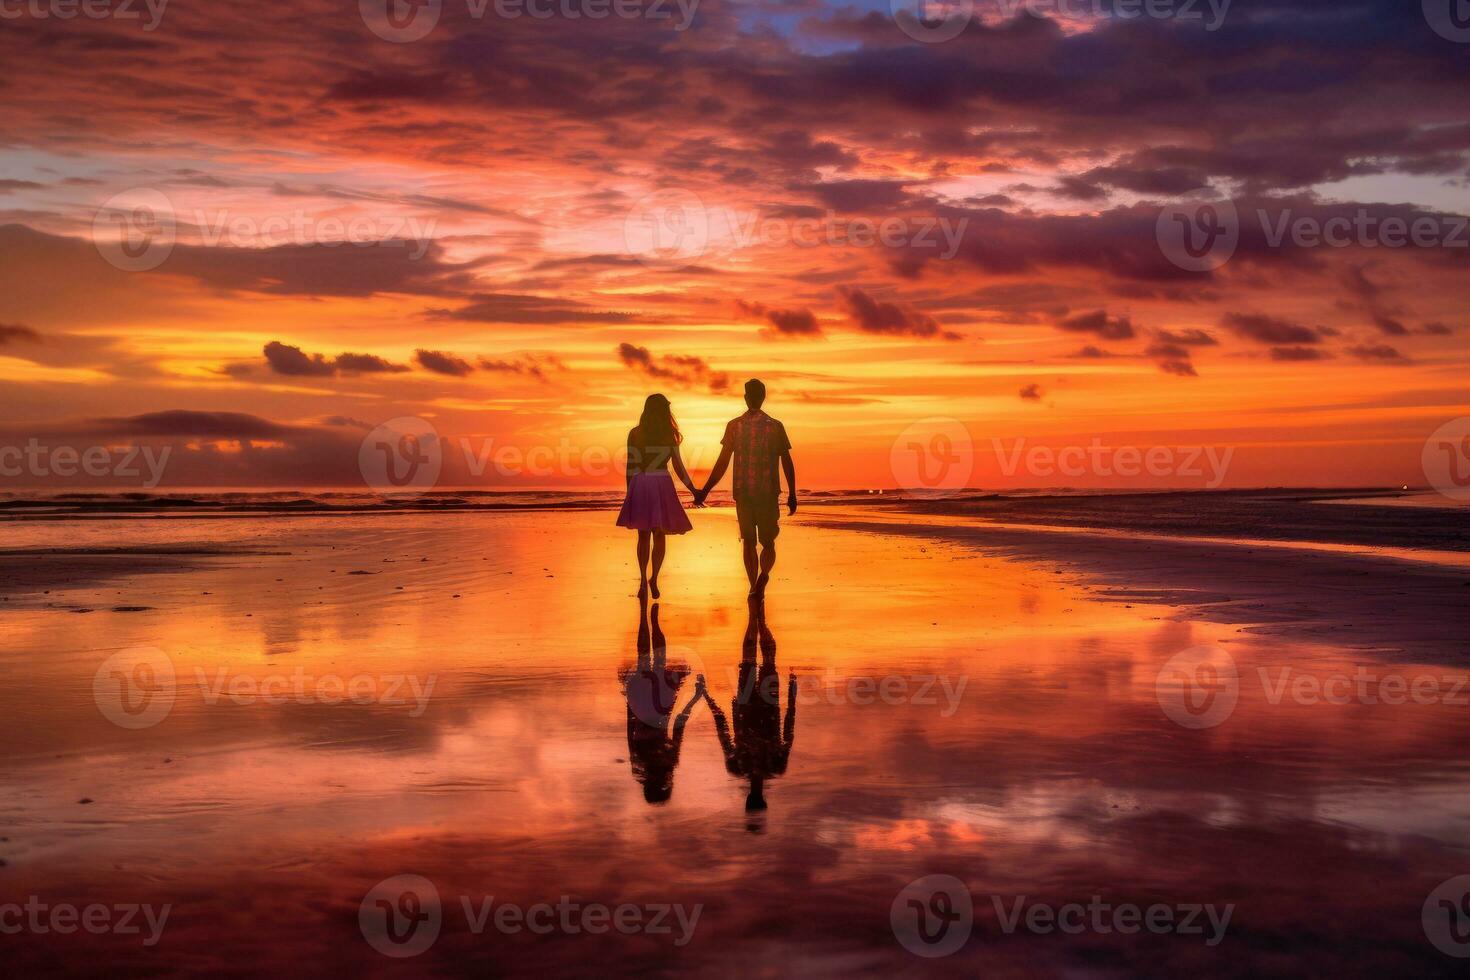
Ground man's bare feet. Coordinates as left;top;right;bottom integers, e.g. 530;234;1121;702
649;579;661;599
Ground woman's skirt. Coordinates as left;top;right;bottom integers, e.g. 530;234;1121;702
616;472;693;533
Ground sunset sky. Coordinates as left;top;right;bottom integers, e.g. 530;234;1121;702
1;0;1467;490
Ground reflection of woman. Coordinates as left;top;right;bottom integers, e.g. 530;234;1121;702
620;595;704;804
616;393;701;599
703;598;796;817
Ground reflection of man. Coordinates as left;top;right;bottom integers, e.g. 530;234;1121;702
695;379;796;597
702;599;796;818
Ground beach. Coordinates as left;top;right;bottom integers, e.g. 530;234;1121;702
2;492;1469;976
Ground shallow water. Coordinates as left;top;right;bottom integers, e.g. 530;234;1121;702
2;509;1468;976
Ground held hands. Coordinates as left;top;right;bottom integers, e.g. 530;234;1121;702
691;488;709;508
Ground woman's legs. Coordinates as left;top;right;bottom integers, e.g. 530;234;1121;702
636;530;651;596
649;530;666;598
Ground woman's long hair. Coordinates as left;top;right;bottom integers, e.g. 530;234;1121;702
635;393;681;449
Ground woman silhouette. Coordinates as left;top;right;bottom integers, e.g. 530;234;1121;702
616;393;701;599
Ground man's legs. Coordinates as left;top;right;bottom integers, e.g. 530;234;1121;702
752;518;778;596
742;537;759;589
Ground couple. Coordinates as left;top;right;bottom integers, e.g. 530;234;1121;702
616;378;796;598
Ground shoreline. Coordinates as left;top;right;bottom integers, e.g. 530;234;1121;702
806;509;1470;663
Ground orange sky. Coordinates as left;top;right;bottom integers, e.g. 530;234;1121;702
0;2;1467;490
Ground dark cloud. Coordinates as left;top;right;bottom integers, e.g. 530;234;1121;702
1019;383;1043;401
1144;342;1198;377
1052;176;1108;201
836;286;957;339
264;341;335;377
1222;313;1323;345
263;342;408;377
1081;166;1210;195
1154;328;1218;347
91;410;302;439
477;354;564;380
1069;345;1118;358
1055;310;1135;341
801;179;913;212
1270;346;1333;362
736;300;823;337
335;353;410;374
1346;344;1407;361
1157;359;1198;377
1370;313;1410;336
415;349;475;376
0;323;41;344
325;70;454;102
428;293;638;325
616;344;729;393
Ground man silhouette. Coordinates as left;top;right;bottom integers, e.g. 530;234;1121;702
695;379;796;596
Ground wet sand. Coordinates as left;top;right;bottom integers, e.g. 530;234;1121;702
2;505;1469;976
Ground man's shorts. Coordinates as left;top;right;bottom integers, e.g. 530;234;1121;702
735;496;781;544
